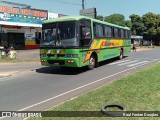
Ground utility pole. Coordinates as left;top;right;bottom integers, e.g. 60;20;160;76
82;0;85;9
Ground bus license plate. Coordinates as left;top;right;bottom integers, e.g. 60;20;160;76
54;63;59;65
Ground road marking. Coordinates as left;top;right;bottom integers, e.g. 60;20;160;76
16;60;154;112
118;60;139;66
0;58;159;120
128;57;158;61
109;59;131;65
128;61;149;67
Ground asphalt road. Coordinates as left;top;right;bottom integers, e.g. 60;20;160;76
0;49;160;119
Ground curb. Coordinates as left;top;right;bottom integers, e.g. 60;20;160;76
131;48;153;52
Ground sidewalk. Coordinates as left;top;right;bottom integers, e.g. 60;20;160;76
133;47;153;52
16;49;40;60
0;62;41;79
131;47;154;52
0;49;40;78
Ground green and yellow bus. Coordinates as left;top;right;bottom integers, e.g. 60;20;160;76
40;16;131;69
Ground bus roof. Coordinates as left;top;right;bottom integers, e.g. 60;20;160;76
43;16;130;30
43;16;90;23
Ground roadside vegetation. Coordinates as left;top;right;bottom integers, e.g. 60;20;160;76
97;13;160;46
29;62;160;120
0;57;40;63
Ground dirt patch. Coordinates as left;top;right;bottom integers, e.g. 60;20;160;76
133;47;153;52
0;74;12;79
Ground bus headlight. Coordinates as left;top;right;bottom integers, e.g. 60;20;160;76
67;60;74;63
41;59;46;62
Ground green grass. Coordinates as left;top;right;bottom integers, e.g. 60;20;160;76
29;63;160;120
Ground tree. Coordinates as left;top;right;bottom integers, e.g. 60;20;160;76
142;13;160;36
96;15;104;21
125;20;132;29
129;14;146;35
142;12;158;30
142;12;160;45
104;14;125;26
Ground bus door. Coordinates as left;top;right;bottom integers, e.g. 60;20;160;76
80;20;92;48
79;20;93;64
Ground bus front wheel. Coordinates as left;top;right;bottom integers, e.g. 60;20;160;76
88;55;95;70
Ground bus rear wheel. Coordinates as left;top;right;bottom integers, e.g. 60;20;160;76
88;55;95;70
119;50;123;60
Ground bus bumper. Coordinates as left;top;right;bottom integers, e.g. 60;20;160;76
40;58;80;67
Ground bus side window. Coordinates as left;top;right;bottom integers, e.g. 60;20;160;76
93;24;97;37
113;28;119;38
94;23;104;38
124;30;126;38
120;29;124;38
104;26;112;37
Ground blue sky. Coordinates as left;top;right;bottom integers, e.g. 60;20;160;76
5;0;160;20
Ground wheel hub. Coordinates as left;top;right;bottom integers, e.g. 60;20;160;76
90;58;95;65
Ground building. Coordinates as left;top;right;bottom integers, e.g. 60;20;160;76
131;35;143;45
0;1;48;49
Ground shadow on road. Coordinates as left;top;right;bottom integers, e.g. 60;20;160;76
36;66;88;75
36;56;128;75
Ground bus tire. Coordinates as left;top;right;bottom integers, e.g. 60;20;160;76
88;55;95;70
119;50;123;60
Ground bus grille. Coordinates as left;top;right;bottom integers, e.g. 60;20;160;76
57;54;65;57
47;54;65;57
47;54;55;57
47;60;65;65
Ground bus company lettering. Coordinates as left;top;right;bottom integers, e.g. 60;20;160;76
101;41;119;46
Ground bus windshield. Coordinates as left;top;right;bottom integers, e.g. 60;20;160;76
41;21;79;48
